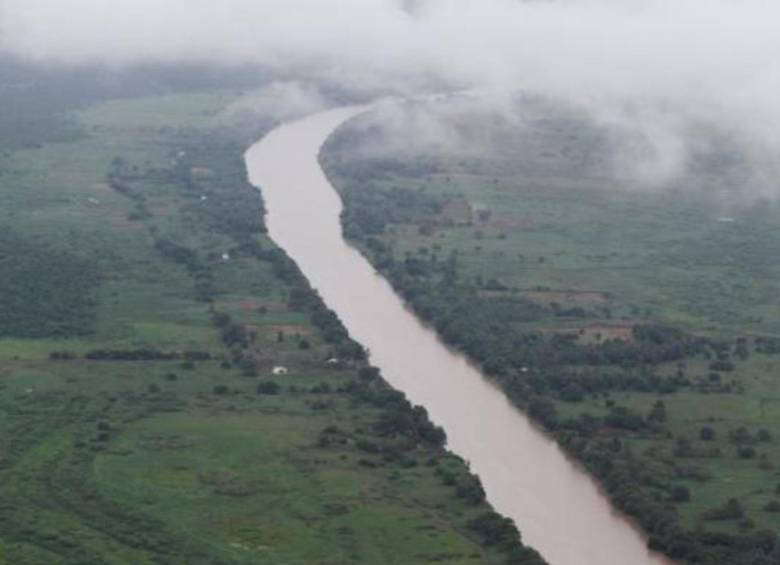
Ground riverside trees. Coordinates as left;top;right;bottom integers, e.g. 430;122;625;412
323;110;780;564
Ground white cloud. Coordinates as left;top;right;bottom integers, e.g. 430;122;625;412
2;0;779;189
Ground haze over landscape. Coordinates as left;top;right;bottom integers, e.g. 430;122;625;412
3;0;780;190
1;2;780;564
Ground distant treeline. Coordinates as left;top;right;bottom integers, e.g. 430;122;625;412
0;55;271;152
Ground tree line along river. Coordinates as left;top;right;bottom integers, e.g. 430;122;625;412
245;106;673;565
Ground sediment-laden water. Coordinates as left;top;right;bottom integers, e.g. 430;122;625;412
245;106;672;565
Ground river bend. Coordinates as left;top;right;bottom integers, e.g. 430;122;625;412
245;106;671;565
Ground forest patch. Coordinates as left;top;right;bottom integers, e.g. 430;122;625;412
0;229;99;338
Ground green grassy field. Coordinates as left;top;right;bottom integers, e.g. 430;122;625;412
325;119;780;338
0;84;542;564
323;98;780;563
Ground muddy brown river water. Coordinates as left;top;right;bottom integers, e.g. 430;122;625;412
245;106;673;565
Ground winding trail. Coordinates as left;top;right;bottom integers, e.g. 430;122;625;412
245;106;672;565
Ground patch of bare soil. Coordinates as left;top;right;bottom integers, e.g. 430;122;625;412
268;324;311;336
575;323;634;345
190;166;214;178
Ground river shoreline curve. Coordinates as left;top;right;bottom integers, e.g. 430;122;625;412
245;106;672;565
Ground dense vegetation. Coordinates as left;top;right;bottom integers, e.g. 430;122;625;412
323;97;780;564
0;229;99;337
0;64;543;564
0;55;274;151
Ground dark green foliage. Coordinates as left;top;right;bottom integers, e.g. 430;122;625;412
362;388;447;448
703;498;745;521
256;381;280;395
358;366;380;382
341;183;445;239
0;229;98;338
700;426;716;441
323;106;780;564
736;446;757;459
255;249;366;361
709;359;735;372
755;337;780;354
670;485;691;503
604;406;645;432
763;501;780;513
468;512;546;564
647;400;667;423
0;61;543;565
455;474;487;505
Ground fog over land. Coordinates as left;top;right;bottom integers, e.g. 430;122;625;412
1;0;779;190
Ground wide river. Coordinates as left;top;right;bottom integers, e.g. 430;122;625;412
245;106;672;565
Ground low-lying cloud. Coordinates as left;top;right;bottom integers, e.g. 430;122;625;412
1;0;779;191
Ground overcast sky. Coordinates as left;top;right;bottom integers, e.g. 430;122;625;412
1;0;779;188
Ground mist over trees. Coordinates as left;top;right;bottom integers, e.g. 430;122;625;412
3;0;780;193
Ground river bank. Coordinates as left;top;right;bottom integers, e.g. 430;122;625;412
246;106;671;565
